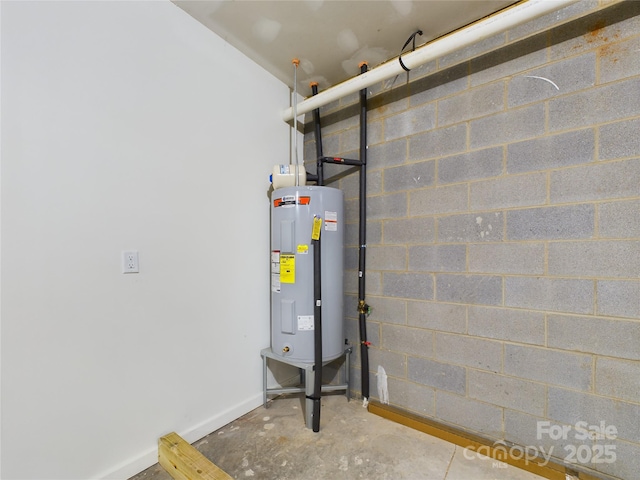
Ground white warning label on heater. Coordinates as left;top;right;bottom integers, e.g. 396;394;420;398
325;211;338;231
271;273;281;293
298;315;314;331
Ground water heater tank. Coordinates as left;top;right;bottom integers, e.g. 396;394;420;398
271;185;344;363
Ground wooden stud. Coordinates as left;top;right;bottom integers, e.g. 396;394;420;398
158;432;233;480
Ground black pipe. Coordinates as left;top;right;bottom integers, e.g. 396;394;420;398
311;84;324;186
306;172;319;183
311;82;324;432
357;63;370;400
320;156;364;167
312;230;322;432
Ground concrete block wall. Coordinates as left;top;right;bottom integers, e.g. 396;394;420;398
304;1;639;478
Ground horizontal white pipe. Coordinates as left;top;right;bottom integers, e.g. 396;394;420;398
282;0;581;122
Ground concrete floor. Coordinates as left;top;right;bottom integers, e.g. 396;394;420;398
131;393;546;480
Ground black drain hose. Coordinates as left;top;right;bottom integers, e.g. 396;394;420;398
312;233;322;432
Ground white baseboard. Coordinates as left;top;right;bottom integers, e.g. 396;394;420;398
96;392;263;480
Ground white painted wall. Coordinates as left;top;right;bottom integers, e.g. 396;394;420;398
1;1;289;478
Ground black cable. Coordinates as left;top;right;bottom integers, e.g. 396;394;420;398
399;29;423;72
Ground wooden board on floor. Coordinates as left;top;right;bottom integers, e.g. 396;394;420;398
158;432;233;480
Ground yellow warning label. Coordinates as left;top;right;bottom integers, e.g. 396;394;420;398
312;216;322;241
280;254;295;283
297;244;309;254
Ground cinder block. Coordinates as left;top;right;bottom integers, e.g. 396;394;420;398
345;221;382;247
507;0;598;42
383;217;435;244
339;127;360;153
505;277;594;314
367;121;384;148
365;320;381;349
382;324;433;358
367;138;407;171
438;212;504;243
550;1;640;60
508;52;596;107
385;376;435;417
599;199;640;239
367;296;407;325
469;242;544;275
407;301;467;334
548;78;640;132
594;438;640;480
548;241;640;278
597;280;640;319
408;357;466;394
470;104;545;149
304;138;316;163
468;306;545;346
468;370;545;416
344;316;359;345
503;410;548;452
503;409;590;461
383;272;434;300
548;387;640;443
547;314;640;360
470;35;548;87
304;132;339;162
365;272;382;296
599;118;640;160
384;102;436;141
409;184;468;216
435;333;503;372
470;172;547;210
438;82;504;127
345;271;366;296
320;107;360;136
504;344;593;391
408;124;467;162
344;293;359;318
409;63;468;107
438;146;503;184
436;391;504;438
408;244;466;273
596;357;640;403
506;204;595;240
368;348;407;379
347;192;407;221
341;169;381;200
436;274;502;306
600;34;640;83
383;160;435;193
507;128;595;174
366;246;406;271
368;84;409;121
344;246;358;270
550;158;640;203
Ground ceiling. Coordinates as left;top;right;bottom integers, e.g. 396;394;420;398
174;0;519;97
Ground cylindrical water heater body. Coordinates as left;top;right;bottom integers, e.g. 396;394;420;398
271;186;344;363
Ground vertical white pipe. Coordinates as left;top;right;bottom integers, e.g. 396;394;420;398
292;60;299;186
282;0;581;121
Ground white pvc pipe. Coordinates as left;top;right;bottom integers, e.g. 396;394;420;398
282;0;581;122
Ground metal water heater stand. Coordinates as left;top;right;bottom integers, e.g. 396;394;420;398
261;346;352;428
